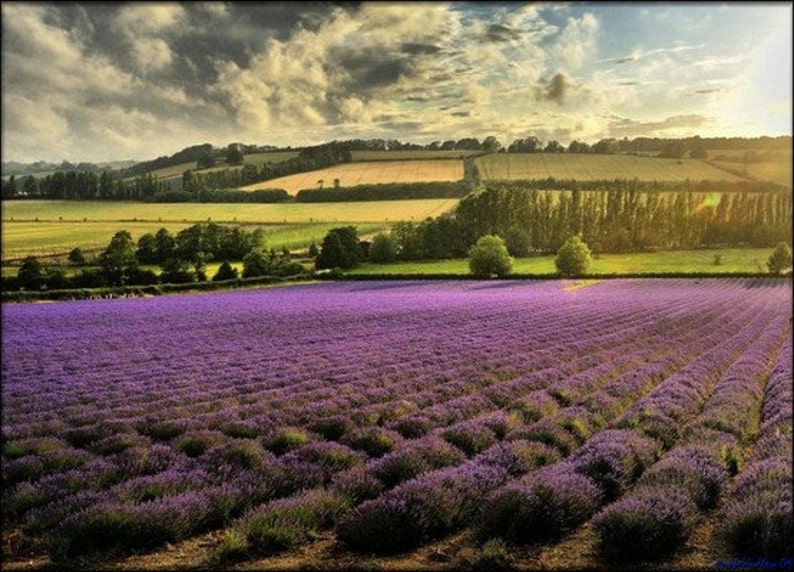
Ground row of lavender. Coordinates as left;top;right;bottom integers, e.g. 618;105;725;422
2;278;791;564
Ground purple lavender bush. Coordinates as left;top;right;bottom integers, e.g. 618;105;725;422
591;487;698;562
476;464;602;544
717;457;793;559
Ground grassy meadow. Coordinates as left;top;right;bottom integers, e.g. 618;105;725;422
1;199;457;224
239;160;464;194
475;153;752;183
1;221;389;263
1;197;455;262
347;248;775;276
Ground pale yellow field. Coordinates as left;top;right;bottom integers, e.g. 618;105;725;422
476;153;751;183
1;199;458;224
239;160;464;194
709;148;792;187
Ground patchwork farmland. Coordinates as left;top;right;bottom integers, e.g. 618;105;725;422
0;199;457;261
2;279;791;570
239;160;465;194
475;153;753;183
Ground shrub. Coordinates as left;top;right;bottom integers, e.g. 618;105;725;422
477;440;561;477
264;427;311;455
370;437;466;489
636;446;728;510
338;464;506;554
468;235;513;278
517;418;581;456
212;261;238;282
283;442;365;481
717;489;793;559
442;421;498;457
468;538;516;571
369;232;397;263
717;458;793;559
767;242;793;274
476;465;602;544
172;430;226;458
308;415;355;441
568;429;660;503
237;489;350;556
592;487;698;562
509;391;560;423
341;427;402;457
336;495;421;554
555;235;592;277
331;465;385;504
390;414;431;439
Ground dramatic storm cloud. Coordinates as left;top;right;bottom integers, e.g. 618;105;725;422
1;1;790;163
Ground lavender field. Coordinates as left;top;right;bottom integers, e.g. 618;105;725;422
2;278;792;569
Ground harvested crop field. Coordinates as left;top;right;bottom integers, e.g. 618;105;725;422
2;278;791;570
239;160;465;194
475;153;752;183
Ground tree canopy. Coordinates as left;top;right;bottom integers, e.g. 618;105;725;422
468;234;513;278
767;242;792;274
555;235;593;277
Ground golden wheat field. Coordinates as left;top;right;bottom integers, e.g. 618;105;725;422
239;160;465;194
475;153;752;183
708;148;792;187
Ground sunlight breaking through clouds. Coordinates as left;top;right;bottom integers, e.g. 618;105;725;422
1;2;790;163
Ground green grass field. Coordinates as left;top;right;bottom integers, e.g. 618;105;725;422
347;248;775;276
1;199;458;224
1;221;388;262
475;153;752;183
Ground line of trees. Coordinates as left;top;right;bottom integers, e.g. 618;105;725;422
1;171;170;201
182;141;352;194
381;184;791;261
3;222;305;292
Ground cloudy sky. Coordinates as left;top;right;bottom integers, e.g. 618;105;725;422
2;1;791;164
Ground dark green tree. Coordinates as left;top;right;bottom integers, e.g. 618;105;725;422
212;260;238;281
196;150;215;169
242;248;271;278
226;144;244;166
555;235;593;277
136;233;158;264
17;256;45;290
160;258;195;283
100;230;139;285
468;235;513;278
369;232;397;263
68;247;87;266
315;226;362;270
504;226;532;257
482;136;503;153
155;228;176;263
767;242;792;274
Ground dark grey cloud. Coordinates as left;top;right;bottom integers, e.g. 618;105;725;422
401;42;444;56
484;23;523;43
543;73;572;105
